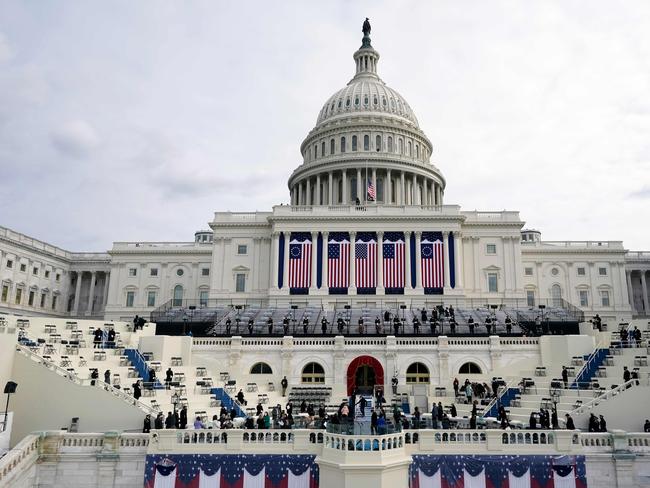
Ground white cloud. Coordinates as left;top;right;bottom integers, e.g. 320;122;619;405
50;120;99;157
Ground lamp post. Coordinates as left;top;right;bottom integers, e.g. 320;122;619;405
2;381;17;432
171;392;180;414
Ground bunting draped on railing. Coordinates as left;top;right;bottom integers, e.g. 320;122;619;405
409;455;587;488
145;454;318;488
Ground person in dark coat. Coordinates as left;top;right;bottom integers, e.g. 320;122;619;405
93;328;103;348
165;368;174;389
179;406;188;429
132;381;142;400
562;367;569;389
104;369;111;385
281;376;288;396
371;410;378;434
154;413;163;430
148;368;156;383
529;412;537;429
143;414;151;433
90;369;99;386
599;415;607;432
565;414;575;430
165;412;175;429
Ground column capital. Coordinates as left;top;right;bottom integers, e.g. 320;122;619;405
311;231;318;239
415;231;422;238
376;230;384;238
442;231;450;238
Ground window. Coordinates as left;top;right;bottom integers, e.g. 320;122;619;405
598;267;607;276
128;268;137;277
330;139;335;155
15;288;22;304
387;136;393;152
28;290;35;306
321;141;325;156
40;293;46;308
600;290;610;307
551;284;562;307
354;96;359;106
235;273;246;293
579;290;588;307
56;273;60;282
44;270;50;279
459;362;482;374
51;295;57;310
406;362;430;383
176;269;184;276
352;135;357;151
551;267;559;276
376;177;384;202
415;144;419;158
526;290;535;307
6;260;12;269
376;135;381;151
398;138;403;154
488;273;498;293
237;245;247;255
577;267;585;276
250;362;273;374
32;267;38;276
363;135;369;151
313;144;317;159
20;263;26;272
1;285;8;302
150;268;158;277
524;267;533;276
407;140;412;156
301;362;325;383
199;290;209;307
486;244;497;254
147;291;156;307
172;285;183;307
125;291;135;307
340;137;346;152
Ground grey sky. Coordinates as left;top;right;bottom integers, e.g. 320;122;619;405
0;1;649;251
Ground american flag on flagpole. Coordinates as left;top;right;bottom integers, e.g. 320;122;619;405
355;239;377;288
328;239;350;288
383;237;405;288
421;237;444;288
367;179;376;201
289;238;312;288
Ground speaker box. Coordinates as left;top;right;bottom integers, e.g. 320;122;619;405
4;381;17;394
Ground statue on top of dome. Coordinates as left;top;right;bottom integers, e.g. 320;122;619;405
362;18;371;37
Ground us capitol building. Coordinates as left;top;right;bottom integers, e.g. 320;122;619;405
0;26;648;324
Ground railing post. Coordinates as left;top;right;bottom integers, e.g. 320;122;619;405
485;430;503;451
554;430;576;452
226;430;244;451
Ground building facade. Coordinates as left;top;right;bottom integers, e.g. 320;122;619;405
0;30;647;323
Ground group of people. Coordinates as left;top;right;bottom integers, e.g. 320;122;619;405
132;315;146;331
92;327;116;348
619;326;643;347
452;377;498;403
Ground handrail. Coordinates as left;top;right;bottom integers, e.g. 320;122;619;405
0;434;40;484
481;376;518;416
15;345;156;415
570;339;608;389
571;379;644;415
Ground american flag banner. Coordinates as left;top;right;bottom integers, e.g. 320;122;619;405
145;453;319;488
421;231;444;289
367;179;376;201
355;233;377;288
409;454;587;488
383;231;405;289
289;233;312;289
328;233;350;288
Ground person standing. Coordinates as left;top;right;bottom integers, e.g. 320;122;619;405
165;367;174;389
562;366;569;389
281;376;288;396
154;413;163;430
453;377;459;398
143;414;151;433
371;409;378;434
565;414;575;430
165;412;175;429
623;366;631;384
599;415;607;432
180;406;188;429
132;381;142;400
391;375;398;395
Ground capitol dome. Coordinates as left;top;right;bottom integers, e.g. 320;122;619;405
288;24;445;208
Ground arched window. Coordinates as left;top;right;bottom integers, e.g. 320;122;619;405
364;135;370;151
314;144;318;159
352;135;358;152
250;362;273;374
172;285;183;307
354;96;359;106
415;144;419;158
340;137;346;153
321;141;325;157
373;96;378;105
459;362;482;374
407;141;412;156
387;136;393;152
330;139;335;155
364;95;369;105
551;284;562;307
406;362;430;383
376;135;381;151
302;362;325;383
398;138;403;154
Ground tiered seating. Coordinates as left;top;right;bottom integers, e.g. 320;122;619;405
288;386;332;406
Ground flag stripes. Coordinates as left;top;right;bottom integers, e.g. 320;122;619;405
383;234;405;288
355;239;377;288
328;239;350;288
421;238;444;288
289;237;312;288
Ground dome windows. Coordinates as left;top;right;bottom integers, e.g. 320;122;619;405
398;138;404;154
373;96;378;106
338;100;342;109
352;135;358;152
330;139;335;155
415;144;420;158
340;136;346;153
382;97;387;107
364;96;369;106
387;136;393;152
407;141;412;156
346;98;350;108
363;135;369;151
354;96;360;107
321;141;325;157
376;135;381;151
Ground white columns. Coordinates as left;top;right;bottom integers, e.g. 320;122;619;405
400;171;405;205
372;168;377;204
349;231;357;292
405;232;412;289
87;271;96;315
386;169;392;204
642;272;649;314
342;170;347;204
412;173;417;204
102;272;110;307
297;183;303;206
443;232;451;291
415;231;422;289
472;237;481;292
423;179;428;206
73;272;82;316
356;169;362;201
328;172;333;204
322;231;329;289
316;174;321;205
310;232;318;291
305;178;311;205
283;233;290;290
626;271;634;312
377;231;384;291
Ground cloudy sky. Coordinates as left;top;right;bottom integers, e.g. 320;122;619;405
0;1;649;251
